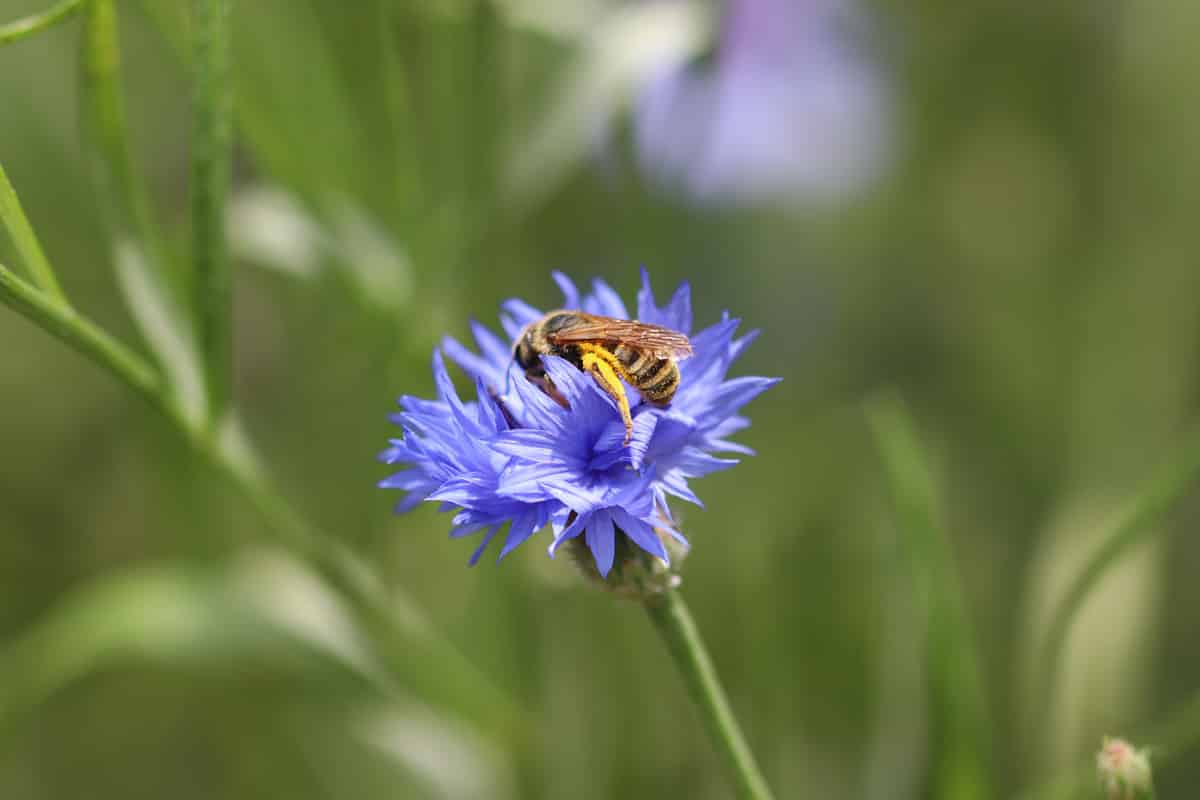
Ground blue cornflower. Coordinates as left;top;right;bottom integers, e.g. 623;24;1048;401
379;269;778;578
629;0;892;205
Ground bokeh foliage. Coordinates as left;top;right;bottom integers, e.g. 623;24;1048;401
2;0;1200;798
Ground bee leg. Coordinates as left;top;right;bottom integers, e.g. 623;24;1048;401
580;351;635;445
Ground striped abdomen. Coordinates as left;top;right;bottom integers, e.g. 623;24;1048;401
612;343;680;404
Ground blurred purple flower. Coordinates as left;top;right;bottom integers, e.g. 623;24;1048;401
631;0;892;205
379;269;778;578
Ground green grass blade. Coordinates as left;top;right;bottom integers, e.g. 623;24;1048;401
191;0;234;428
81;0;206;427
0;0;84;47
867;393;992;800
80;0;166;258
1033;427;1200;763
0;162;67;303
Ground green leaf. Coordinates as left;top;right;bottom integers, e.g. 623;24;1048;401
190;0;234;428
113;239;207;429
867;393;992;800
0;554;392;727
0;162;67;303
0;0;85;48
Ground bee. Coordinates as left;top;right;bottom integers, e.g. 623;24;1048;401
514;310;693;444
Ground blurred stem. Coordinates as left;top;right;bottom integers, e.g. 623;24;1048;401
0;162;68;304
80;0;168;272
208;438;526;739
0;264;522;737
0;262;165;411
645;588;775;800
866;393;992;800
0;0;84;47
1034;427;1200;756
191;0;233;428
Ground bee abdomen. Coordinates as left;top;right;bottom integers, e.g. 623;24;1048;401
637;359;679;404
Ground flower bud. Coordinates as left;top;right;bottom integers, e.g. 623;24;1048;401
565;523;687;600
1096;737;1153;799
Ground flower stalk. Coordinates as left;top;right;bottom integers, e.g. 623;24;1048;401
0;259;522;736
645;588;775;800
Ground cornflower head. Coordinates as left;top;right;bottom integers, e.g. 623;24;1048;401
630;0;892;205
378;269;778;586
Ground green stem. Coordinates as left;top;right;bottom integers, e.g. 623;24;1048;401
0;161;68;304
0;0;84;47
645;588;775;800
191;0;233;427
1034;428;1200;752
0;263;164;410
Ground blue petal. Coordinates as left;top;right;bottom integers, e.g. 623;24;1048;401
637;266;658;323
676;449;739;477
619;410;661;470
450;520;489;539
611;508;668;562
664;281;692;334
492;429;579;468
468;526;500;566
541;479;609;512
503;298;543;326
471;320;513;371
637;267;692;331
642;411;696;463
510;365;569;430
432;350;481;436
393;493;426;513
542;356;619;422
498;509;540;561
585;279;629;319
473;379;509;433
378;470;430;490
586;512;616;577
552;271;581;309
699;376;781;426
499;313;525;342
729;328;760;362
442;335;495;385
498;460;574;503
659;472;704;507
609;469;658;518
549;512;589;557
540;356;592;409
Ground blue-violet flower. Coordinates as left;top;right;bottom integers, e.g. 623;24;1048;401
378;269;778;578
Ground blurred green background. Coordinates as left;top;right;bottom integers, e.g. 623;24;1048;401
3;0;1200;798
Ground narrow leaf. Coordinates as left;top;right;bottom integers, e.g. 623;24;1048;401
867;393;992;800
0;162;67;303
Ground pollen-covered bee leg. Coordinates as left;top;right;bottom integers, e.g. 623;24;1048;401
580;351;635;445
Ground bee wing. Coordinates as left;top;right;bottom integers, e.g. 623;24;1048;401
547;316;693;359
